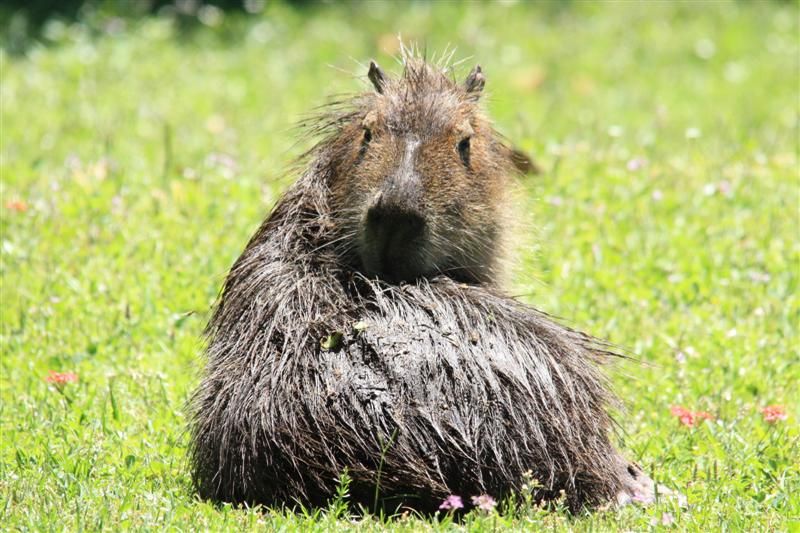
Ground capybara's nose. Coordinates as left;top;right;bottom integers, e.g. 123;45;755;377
365;198;426;258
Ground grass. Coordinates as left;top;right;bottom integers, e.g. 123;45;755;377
1;1;798;530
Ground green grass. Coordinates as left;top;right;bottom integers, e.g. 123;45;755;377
1;1;798;530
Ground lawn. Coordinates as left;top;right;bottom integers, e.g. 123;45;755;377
1;1;798;530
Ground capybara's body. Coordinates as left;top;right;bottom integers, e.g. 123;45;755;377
189;56;657;513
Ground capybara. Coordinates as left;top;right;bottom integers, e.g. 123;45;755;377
189;54;664;513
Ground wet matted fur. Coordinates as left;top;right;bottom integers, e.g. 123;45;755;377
189;56;656;513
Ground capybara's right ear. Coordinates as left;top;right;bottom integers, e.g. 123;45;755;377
464;65;486;94
368;61;386;94
509;146;540;176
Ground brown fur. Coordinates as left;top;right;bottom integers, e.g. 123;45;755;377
321;60;518;284
188;54;661;514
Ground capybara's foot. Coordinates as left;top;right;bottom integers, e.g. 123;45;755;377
615;461;687;508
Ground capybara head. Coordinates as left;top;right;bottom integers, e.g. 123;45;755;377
321;58;530;284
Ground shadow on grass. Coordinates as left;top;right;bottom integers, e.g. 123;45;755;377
0;0;328;55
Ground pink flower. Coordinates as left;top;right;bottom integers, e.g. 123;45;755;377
670;405;713;428
438;494;463;511
45;371;78;386
5;199;28;212
760;405;788;424
470;494;497;511
669;406;693;426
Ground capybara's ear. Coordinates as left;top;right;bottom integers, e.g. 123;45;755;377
464;65;486;94
368;61;387;94
509;146;540;176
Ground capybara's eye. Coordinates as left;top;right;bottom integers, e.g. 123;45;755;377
457;137;470;167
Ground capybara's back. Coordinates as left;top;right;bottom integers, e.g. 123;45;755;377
189;54;662;513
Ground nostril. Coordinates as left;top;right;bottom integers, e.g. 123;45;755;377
405;212;425;233
366;206;383;224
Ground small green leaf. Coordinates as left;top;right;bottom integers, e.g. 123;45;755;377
320;331;344;351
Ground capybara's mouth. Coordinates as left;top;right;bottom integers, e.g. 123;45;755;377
358;235;431;283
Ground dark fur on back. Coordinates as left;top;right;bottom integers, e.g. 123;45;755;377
189;58;654;513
